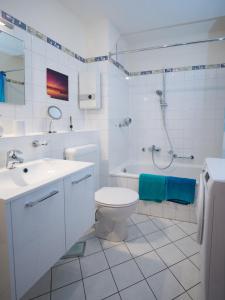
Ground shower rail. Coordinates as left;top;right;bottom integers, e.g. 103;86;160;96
109;36;225;57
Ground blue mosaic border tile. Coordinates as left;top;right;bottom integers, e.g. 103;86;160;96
129;63;225;77
1;10;225;77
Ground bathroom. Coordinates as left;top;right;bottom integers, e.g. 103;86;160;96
0;0;225;299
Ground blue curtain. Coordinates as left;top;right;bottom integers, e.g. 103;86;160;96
0;71;6;102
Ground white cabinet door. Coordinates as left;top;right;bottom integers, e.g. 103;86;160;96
64;167;95;250
11;180;65;299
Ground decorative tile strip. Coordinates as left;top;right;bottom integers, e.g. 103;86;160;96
2;11;26;30
62;46;75;58
110;58;129;75
129;63;225;77
47;37;61;50
27;26;47;41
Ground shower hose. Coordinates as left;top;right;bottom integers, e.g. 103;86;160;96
152;106;175;170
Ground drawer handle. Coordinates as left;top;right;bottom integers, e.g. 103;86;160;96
25;190;59;208
72;174;92;185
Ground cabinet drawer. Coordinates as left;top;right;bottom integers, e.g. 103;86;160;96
64;167;95;250
11;180;65;299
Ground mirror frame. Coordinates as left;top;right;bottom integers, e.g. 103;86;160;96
47;105;62;120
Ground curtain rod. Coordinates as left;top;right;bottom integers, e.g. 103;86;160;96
109;36;225;57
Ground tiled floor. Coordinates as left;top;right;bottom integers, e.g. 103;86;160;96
22;213;201;300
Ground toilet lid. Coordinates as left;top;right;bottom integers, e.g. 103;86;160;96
95;187;139;207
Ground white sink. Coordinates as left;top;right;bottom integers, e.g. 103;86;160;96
0;158;93;201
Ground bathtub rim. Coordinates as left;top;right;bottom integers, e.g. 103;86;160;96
110;161;202;183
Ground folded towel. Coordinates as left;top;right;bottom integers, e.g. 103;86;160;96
139;173;166;202
166;176;196;204
0;71;6;103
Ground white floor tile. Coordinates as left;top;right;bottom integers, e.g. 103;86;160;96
125;237;153;257
163;225;187;242
104;244;132;267
145;230;171;249
156;244;186;266
52;260;82;290
51;280;85;300
83;269;117;300
35;295;50;300
125;224;143;241
175;236;200;257
84;237;102;256
177;222;197;235
136;220;159;235
187;283;202;300
190;233;198;241
135;251;167;278
127;217;134;226
80;251;108;278
170;259;200;290
189;253;200;269
152;217;174;229
130;213;149;224
21;270;51;300
111;260;144;290
100;238;122;250
147;269;184;300
175;292;192;300
120;280;155;300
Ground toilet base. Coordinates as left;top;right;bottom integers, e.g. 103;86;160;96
95;214;128;242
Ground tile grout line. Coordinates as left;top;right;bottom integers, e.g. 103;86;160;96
98;236;123;300
78;257;87;300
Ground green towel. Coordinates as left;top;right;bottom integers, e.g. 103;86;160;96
139;173;166;202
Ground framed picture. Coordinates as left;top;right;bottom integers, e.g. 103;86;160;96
47;68;68;101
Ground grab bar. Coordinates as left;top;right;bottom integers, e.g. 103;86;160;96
173;154;194;160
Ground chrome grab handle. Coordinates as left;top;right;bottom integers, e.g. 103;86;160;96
25;190;59;208
173;154;194;160
72;174;92;185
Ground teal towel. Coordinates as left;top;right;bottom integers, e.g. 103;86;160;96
0;72;6;102
166;176;196;204
139;173;166;202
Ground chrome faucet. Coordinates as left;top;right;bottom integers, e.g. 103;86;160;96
6;150;24;169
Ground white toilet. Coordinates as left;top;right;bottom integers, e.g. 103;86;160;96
65;144;139;242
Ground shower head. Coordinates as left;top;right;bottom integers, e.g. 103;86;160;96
156;90;163;96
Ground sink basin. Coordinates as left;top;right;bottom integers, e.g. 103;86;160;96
0;158;93;201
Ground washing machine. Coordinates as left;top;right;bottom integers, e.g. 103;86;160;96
197;158;225;300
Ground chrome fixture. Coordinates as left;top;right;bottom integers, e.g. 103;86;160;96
156;90;167;107
149;145;161;152
6;149;24;169
47;106;62;133
109;36;225;57
32;140;48;147
119;117;132;128
173;154;194;160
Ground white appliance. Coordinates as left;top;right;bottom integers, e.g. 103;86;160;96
197;158;225;300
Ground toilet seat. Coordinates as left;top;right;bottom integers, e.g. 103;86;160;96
95;187;139;208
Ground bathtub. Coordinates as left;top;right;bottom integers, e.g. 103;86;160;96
110;162;202;223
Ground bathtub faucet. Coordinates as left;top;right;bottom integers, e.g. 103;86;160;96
148;145;161;152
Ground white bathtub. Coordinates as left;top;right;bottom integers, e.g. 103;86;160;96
110;162;202;223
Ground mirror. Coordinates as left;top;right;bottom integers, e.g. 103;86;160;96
47;106;62;133
48;106;62;119
0;31;25;105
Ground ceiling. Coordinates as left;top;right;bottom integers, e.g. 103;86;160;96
59;0;225;35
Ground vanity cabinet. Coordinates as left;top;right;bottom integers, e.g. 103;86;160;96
11;180;65;300
64;169;95;250
0;165;94;300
